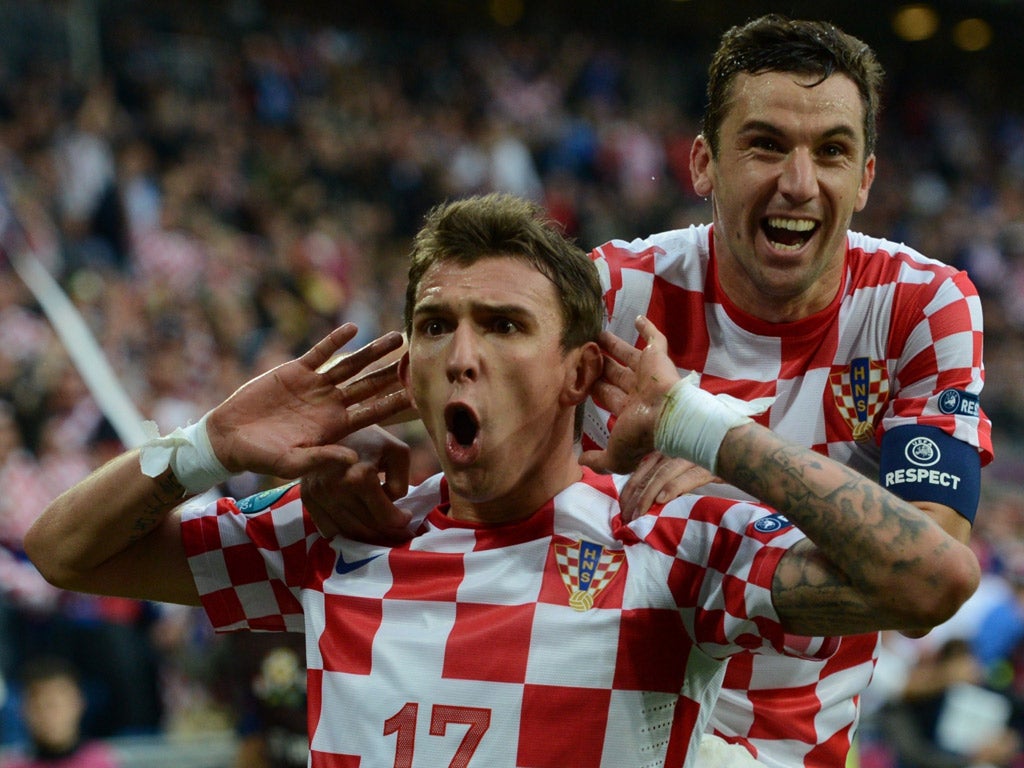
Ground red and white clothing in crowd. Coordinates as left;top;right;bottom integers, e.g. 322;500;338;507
584;223;992;768
182;470;827;768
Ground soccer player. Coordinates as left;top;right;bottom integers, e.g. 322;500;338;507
25;193;978;767
306;15;992;767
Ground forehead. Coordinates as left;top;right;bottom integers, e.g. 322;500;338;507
414;257;559;311
725;70;865;141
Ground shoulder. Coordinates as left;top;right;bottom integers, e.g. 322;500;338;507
847;231;975;288
590;224;711;272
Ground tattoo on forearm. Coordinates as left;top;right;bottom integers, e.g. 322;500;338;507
721;425;946;631
129;467;186;541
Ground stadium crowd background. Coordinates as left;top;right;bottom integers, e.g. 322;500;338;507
1;0;1024;765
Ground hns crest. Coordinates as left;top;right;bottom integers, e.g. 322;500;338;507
554;540;625;612
830;358;890;442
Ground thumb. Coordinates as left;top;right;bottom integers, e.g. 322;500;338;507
579;449;615;475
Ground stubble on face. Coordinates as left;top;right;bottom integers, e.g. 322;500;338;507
703;71;874;322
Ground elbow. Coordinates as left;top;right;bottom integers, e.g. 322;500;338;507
23;520;79;591
902;544;981;629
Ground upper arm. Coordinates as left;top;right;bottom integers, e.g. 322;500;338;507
771;538;884;637
915;499;970;543
60;511;201;606
771;501;973;638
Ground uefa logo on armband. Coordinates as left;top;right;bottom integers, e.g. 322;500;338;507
904;436;941;467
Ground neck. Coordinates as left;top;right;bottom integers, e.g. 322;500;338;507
447;457;584;526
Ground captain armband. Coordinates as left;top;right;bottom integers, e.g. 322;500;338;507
879;425;981;524
138;413;232;496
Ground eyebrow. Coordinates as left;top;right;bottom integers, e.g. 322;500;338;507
738;119;859;142
412;299;536;319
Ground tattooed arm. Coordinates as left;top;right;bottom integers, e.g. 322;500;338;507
716;422;977;636
25;325;410;606
581;316;980;637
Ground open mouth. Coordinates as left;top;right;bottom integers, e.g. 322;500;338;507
445;404;480;448
762;217;817;251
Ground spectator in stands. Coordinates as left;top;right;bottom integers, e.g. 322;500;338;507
878;639;1023;768
3;655;119;768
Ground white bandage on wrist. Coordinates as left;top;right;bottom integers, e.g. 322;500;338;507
654;373;768;473
138;413;231;495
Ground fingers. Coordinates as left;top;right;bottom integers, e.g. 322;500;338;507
619;452;663;521
346;390;413;433
314;329;405;384
377;443;411;502
597;353;635;395
619;454;714;521
578;448;614;475
597;330;639;365
342;360;403;405
275;444;359;480
301;463;414;544
579;446;643;476
634;315;667;352
305;324;360;371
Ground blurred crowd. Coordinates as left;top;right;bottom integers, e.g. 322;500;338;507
1;2;1024;766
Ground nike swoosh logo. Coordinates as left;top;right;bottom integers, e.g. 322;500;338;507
335;551;382;575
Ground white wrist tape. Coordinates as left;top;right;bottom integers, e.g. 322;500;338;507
654;373;768;474
138;413;231;495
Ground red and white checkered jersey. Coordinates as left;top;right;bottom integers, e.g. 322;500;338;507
586;223;992;768
182;469;822;768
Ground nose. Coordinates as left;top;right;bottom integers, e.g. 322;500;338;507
446;324;479;383
778;148;818;203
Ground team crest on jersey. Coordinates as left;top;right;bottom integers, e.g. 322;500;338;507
554;540;625;612
829;358;890;442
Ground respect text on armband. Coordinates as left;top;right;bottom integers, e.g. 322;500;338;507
879;426;980;523
884;467;961;490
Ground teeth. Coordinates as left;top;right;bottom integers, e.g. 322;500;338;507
772;241;803;252
767;217;815;231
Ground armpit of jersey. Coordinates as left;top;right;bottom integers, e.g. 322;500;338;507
879;424;981;522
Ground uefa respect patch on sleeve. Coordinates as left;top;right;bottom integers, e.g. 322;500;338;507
936;388;981;418
748;512;795;538
879;425;980;523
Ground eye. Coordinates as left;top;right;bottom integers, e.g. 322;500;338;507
491;317;519;334
818;141;855;162
419;318;450;337
750;136;782;153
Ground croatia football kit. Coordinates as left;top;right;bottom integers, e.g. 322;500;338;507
182;469;827;767
585;223;992;767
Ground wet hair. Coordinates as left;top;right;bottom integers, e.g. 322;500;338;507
404;192;602;352
702;14;884;159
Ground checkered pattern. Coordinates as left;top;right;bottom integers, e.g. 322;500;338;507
586;224;992;768
182;469;812;767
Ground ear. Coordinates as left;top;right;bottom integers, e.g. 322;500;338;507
690;134;714;198
855;153;876;212
397;351;417;411
561;341;603;407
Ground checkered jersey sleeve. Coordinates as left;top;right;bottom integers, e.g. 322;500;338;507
584;225;712;450
858;235;992;463
636;495;836;662
180;483;320;633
